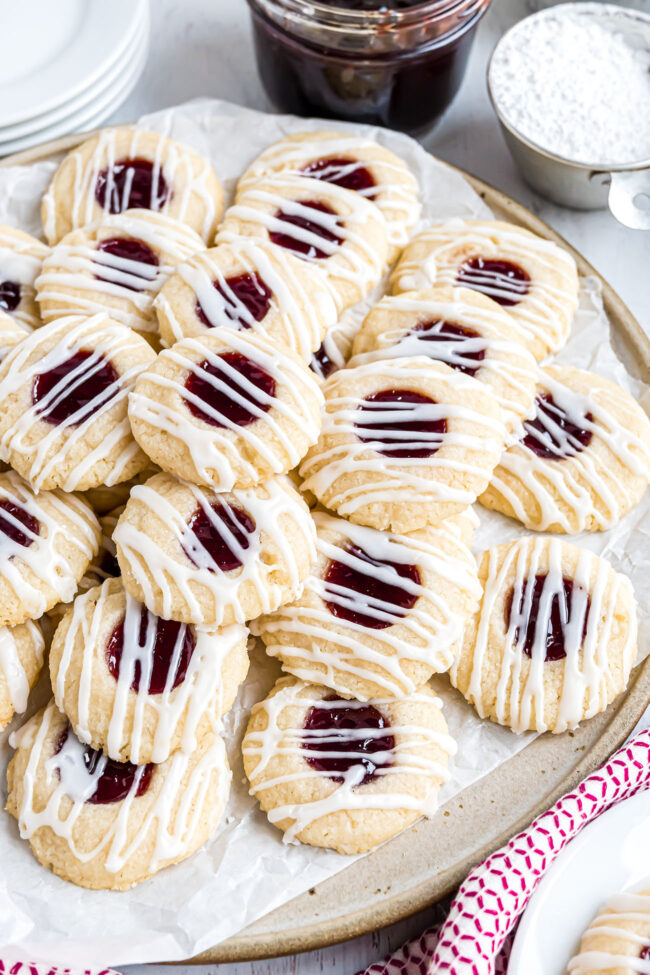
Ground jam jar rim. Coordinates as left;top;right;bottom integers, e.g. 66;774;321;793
248;0;490;43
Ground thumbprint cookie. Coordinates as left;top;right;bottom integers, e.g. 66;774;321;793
6;699;231;889
0;224;49;330
0;311;28;363
114;472;317;626
242;676;455;854
350;286;538;435
310;308;365;381
300;357;506;533
237;130;420;262
480;365;650;533
390;219;579;361
0;470;100;626
42;127;224;245
253;509;480;700
449;537;637;734
155;238;337;358
0;620;45;729
0;313;156;491
567;890;650;975
50;577;249;765
128;327;323;490
217;173;389;312
36;211;206;337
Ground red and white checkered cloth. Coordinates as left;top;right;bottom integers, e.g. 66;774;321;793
360;725;650;975
5;727;650;975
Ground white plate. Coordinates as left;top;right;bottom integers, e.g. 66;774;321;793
0;1;148;140
0;0;147;127
0;25;149;156
509;788;650;975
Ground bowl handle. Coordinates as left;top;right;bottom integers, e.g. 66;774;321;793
606;169;650;230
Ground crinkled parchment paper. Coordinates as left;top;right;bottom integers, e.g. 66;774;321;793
0;99;648;966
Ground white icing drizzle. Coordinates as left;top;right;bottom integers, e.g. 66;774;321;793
238;133;420;249
568;892;650;974
0;470;99;615
154;238;337;358
0;226;49;329
0;621;44;714
114;476;317;625
349;289;537;435
391;219;578;354
255;510;480;697
11;699;230;875
300;357;506;519
128;329;324;490
36;212;206;333
43;128;220;243
486;369;650;531
53;579;247;763
218;174;388;312
0;313;152;490
243;681;456;843
450;537;637;733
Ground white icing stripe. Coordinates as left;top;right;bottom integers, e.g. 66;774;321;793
0;313;151;490
487;370;650;531
128;330;323;490
11;700;230;875
218;174;387;312
155;238;337;358
256;511;480;696
244;684;456;842
114;477;317;625
53;579;247;763
450;538;637;733
392;220;578;352
43;128;219;242
238;134;420;247
300;357;506;517
0;621;44;714
36;213;205;333
0;471;98;614
568;893;650;974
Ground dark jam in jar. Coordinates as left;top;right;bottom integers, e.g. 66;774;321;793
247;0;491;133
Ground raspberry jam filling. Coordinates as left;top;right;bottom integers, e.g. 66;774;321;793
0;499;39;549
522;393;593;460
640;947;650;961
302;698;395;785
269;200;342;259
184;351;276;428
106;606;196;695
456;257;531;306
310;341;336;380
0;280;21;312
94;236;159;292
506;574;591;661
355;389;446;459
55;725;153;804
95;158;170;214
323;543;420;629
405;321;486;377
195;273;273;328
32;350;119;427
183;502;256;572
301;157;376;198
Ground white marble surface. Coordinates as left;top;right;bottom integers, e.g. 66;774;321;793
103;0;648;971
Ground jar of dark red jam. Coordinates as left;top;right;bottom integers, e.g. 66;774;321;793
246;0;491;133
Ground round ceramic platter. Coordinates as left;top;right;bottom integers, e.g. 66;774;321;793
509;788;650;975
2;132;649;965
0;0;148;127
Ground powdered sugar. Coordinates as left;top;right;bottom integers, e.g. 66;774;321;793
489;3;650;166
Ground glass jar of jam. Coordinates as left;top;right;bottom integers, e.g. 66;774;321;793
246;0;492;133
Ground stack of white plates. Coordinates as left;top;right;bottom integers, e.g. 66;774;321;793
0;0;149;156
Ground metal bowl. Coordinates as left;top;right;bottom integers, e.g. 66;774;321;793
487;2;650;229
